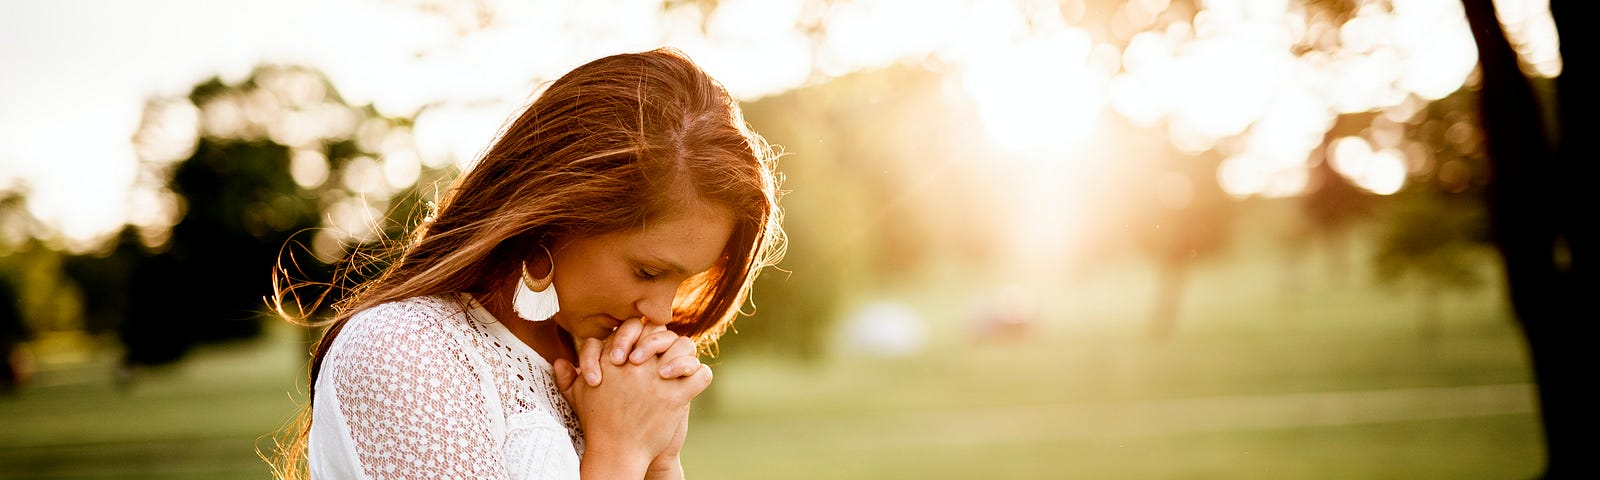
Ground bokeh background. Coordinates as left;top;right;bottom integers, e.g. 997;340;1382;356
1;0;1584;478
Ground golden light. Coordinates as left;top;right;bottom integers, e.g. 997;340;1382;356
1330;136;1408;195
671;0;812;100
340;156;385;195
1170;40;1283;140
382;149;423;191
1393;0;1480;99
1217;87;1329;198
1108;31;1173;128
1493;0;1563;78
289;148;330;189
818;0;965;76
963;29;1105;152
412;101;522;169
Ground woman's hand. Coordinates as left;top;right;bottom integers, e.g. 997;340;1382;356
551;324;711;479
567;318;705;387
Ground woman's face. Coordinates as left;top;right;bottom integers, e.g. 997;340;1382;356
544;202;735;340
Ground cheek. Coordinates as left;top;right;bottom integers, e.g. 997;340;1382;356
555;258;635;312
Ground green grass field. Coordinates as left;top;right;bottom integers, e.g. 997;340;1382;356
0;232;1545;479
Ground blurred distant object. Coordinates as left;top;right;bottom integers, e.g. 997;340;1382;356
968;285;1039;342
0;274;31;393
838;301;926;357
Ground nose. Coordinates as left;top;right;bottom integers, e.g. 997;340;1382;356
635;284;675;325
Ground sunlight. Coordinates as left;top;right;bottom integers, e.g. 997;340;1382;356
962;29;1105;153
0;0;1540;248
289;148;330;189
1217;86;1330;198
1108;31;1172;128
1169;22;1293;142
1493;0;1563;78
1392;0;1480;100
1330;136;1408;195
820;0;965;76
412;101;523;169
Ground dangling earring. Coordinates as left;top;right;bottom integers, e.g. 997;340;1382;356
512;244;559;322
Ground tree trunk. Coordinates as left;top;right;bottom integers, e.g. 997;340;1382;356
1149;257;1188;340
1459;2;1589;477
1417;281;1440;342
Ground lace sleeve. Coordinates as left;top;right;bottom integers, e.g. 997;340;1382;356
322;301;510;479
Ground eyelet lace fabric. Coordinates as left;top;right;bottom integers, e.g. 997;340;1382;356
310;294;583;480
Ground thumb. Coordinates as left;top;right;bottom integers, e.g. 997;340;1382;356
552;358;578;400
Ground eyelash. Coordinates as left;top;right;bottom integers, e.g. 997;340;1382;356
635;267;660;280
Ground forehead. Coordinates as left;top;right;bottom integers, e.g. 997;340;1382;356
595;203;735;271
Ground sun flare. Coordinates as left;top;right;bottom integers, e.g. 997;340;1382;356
962;29;1107;153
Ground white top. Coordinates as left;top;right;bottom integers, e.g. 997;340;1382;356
309;293;584;480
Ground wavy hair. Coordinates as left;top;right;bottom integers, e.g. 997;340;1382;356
266;47;785;479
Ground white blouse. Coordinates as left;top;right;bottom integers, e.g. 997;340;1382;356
309;293;584;480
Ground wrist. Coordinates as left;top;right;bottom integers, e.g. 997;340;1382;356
580;444;654;480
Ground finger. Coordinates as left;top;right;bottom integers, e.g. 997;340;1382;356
579;337;604;387
655;337;699;378
605;317;646;366
551;358;577;400
660;336;696;363
576;335;605;386
684;364;713;398
629;330;681;365
657;355;704;379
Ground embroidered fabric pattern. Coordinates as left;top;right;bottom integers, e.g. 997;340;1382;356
318;295;583;479
452;294;586;458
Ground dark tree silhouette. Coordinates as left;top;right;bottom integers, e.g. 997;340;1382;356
1460;1;1593;477
0;275;27;393
62;66;425;372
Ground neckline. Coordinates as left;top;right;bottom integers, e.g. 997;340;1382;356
457;293;553;371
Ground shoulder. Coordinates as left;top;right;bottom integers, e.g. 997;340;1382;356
325;294;475;367
347;294;468;335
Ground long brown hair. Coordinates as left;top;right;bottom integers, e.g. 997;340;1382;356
266;47;785;479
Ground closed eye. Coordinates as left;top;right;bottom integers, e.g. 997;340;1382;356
635;267;661;280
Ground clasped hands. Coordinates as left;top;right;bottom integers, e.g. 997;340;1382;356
550;319;711;479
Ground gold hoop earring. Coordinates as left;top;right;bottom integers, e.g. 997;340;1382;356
512;244;559;322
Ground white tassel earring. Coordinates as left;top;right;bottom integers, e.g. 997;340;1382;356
512;244;559;322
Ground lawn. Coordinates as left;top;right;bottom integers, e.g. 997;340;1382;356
0;231;1545;479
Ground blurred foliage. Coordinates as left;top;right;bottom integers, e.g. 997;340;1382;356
1369;87;1496;323
49;66;449;370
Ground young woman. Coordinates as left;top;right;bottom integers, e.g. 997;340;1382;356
272;48;785;479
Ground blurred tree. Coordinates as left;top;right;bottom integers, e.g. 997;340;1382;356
1297;113;1380;287
63;65;438;373
1368;89;1495;338
1460;0;1592;476
3;189;63;393
1119;134;1234;340
1372;187;1489;339
59;228;142;335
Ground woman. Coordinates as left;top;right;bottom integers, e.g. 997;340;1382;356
271;48;785;479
